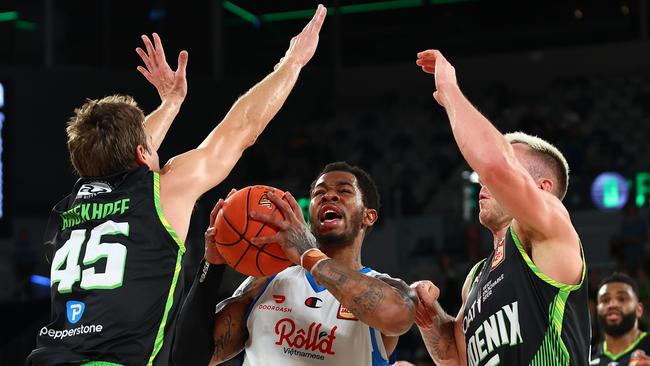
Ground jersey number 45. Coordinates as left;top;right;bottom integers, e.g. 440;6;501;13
50;220;128;294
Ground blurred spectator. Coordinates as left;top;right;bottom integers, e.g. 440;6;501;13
611;202;648;272
12;229;37;301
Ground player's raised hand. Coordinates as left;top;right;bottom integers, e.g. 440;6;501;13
416;49;457;108
410;280;441;329
136;33;188;103
204;189;237;265
249;191;318;265
279;4;327;69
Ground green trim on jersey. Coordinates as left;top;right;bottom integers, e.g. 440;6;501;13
147;172;186;366
510;226;586;365
468;258;487;286
510;226;585;291
77;362;123;366
603;331;648;361
529;290;572;365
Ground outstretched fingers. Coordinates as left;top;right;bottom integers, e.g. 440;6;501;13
176;50;188;79
282;192;305;222
250;233;283;246
141;34;158;68
152;33;167;64
250;210;288;231
307;4;327;34
265;192;296;221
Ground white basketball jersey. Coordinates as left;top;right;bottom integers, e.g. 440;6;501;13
238;266;393;366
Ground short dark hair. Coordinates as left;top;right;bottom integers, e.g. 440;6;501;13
599;272;640;300
310;161;381;212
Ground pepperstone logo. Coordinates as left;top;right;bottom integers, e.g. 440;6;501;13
66;301;85;324
39;324;103;340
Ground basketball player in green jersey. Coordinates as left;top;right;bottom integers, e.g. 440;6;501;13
410;49;590;365
28;6;327;365
591;272;650;366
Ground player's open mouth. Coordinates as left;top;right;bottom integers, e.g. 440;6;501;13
319;205;343;225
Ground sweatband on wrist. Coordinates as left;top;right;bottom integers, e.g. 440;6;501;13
300;248;329;272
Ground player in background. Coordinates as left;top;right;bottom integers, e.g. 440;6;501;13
410;49;590;365
173;161;418;365
28;5;326;364
591;272;650;366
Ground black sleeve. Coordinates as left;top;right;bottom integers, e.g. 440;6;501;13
171;259;226;366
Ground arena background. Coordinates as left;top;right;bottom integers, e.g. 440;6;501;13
1;0;650;364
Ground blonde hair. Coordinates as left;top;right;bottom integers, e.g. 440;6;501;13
504;131;569;200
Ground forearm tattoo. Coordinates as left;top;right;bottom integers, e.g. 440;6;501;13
213;314;234;360
313;260;385;317
419;308;458;362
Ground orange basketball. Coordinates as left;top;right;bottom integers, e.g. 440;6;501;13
214;185;292;277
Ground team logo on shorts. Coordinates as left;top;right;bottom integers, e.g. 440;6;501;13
336;304;358;321
76;182;112;199
66;301;85;324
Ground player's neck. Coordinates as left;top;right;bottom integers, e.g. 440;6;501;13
490;226;509;250
605;328;642;355
321;241;363;271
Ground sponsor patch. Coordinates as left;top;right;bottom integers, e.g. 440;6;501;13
273;295;286;304
491;240;505;270
336;304;358;321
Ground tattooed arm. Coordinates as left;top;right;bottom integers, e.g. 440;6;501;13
411;270;474;366
249;192;417;339
311;259;418;337
207;276;269;365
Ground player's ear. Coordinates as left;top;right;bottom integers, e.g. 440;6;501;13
539;178;553;194
135;144;148;166
363;208;378;227
637;301;644;319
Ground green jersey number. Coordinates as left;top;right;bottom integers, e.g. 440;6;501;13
50;220;129;293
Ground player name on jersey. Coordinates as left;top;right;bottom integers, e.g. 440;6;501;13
60;198;130;230
465;300;523;366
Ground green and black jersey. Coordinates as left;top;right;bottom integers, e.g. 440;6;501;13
463;226;590;366
591;332;650;365
27;167;186;366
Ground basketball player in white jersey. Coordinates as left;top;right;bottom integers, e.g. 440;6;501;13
174;162;418;365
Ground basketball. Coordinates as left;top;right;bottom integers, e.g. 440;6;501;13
214;185;293;277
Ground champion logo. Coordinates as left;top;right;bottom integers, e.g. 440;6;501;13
304;297;323;308
273;295;286;304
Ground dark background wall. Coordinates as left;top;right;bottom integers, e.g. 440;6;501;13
2;0;650;364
